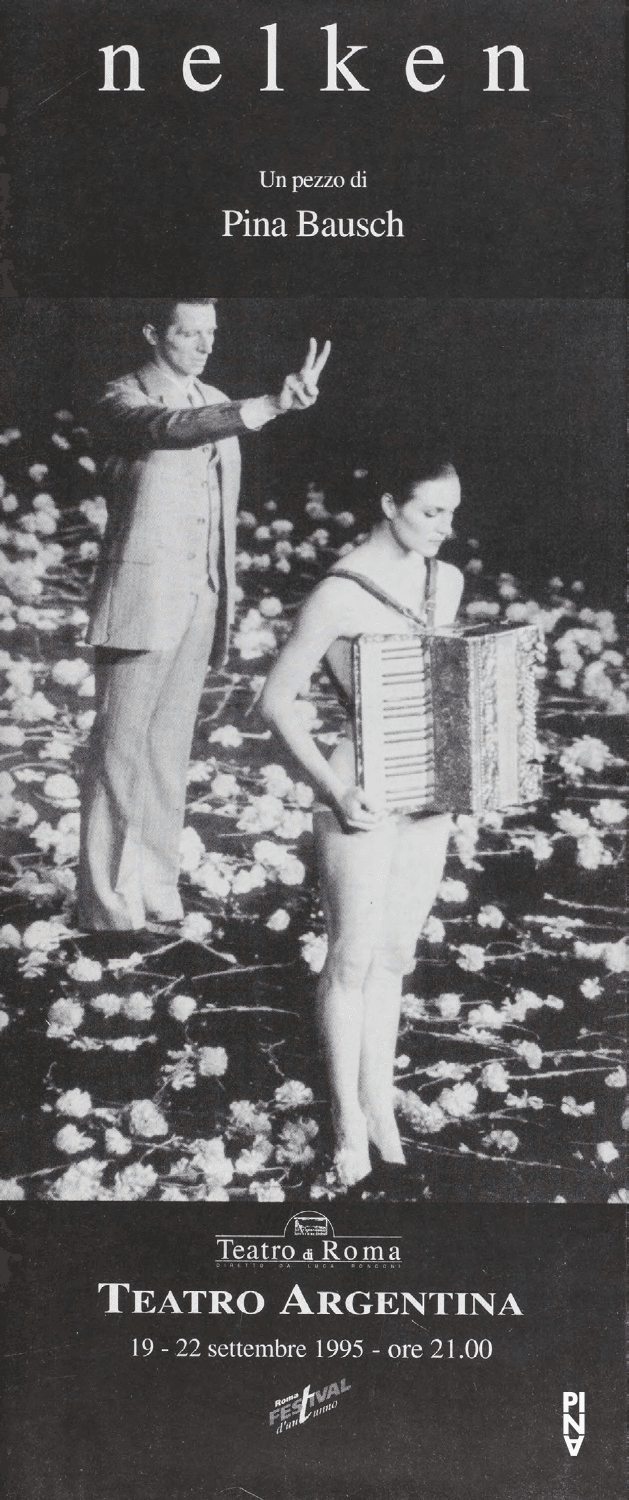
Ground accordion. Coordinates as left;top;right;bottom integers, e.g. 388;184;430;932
352;622;542;815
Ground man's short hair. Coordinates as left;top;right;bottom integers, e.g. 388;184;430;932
143;299;217;338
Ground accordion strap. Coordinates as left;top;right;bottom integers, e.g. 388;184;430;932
329;558;437;631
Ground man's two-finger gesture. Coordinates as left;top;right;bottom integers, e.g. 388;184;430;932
277;338;332;411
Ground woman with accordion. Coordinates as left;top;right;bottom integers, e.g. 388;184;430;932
261;446;464;1189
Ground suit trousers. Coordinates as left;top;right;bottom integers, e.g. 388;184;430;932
78;584;218;930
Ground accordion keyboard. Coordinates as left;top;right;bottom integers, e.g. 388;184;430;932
353;635;435;812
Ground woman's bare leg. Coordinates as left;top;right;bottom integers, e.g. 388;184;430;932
358;814;452;1162
313;809;396;1184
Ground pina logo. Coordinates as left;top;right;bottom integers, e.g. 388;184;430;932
563;1391;585;1455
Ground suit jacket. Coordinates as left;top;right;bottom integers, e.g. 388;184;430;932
86;362;250;662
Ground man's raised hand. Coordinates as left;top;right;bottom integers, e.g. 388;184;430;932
277;339;331;411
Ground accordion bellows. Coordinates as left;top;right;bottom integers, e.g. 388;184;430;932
352;622;542;815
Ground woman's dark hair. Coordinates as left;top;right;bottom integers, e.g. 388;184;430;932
364;432;459;516
142;299;217;338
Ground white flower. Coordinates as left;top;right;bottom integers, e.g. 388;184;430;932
24;917;68;952
465;598;499;618
179;825;206;874
189;1137;234;1187
208;725;243;748
47;998;84;1036
52;657;91;688
193;860;232;898
481;1062;510;1094
0;725;25;747
198;1046;228;1077
80;540;100;564
276;1115;318;1166
181;912;213;943
108;1036;157;1052
561;1096;595;1118
79;496;108;533
49;1159;106;1200
104;1128;133;1156
68;957;103;984
608;1189;629;1203
503;988;545;1022
211;772;240;798
394;1088;447;1135
0;1178;25;1199
603;939;629;974
604;1067;626;1089
112;1163;158;1200
559;736;619;781
477;904;504;929
467;1003;505;1031
128;1100;169;1138
292;781;315;808
553;808;591;837
482;1129;519;1154
422;915;445;944
580;978;602;1000
259;596;283;618
596;1141;619;1164
91;992;123;1017
514;1041;543;1071
122;991;154;1022
277;855;306;886
266;908;290;932
436;993;462;1020
237;794;285;833
51;433;71;450
169;995;197;1023
28;463;49;482
0;924;21;949
260;762;293;796
438;1082;478;1118
401;995;427;1020
457;944;486;973
235;1138;274;1176
426;1062;467;1081
437;878;469;904
56;1088;92;1119
250;1181;285;1202
55;1124;95;1154
300;932;328;973
530;833;554;863
228;1100;273;1138
274;1080;315;1111
231;865;267;895
590;799;626;826
77;455;97;473
576;833;612;870
43;772;80;805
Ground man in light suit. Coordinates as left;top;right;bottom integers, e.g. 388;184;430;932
78;299;330;931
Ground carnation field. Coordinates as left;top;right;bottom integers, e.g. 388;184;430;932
0;414;626;1204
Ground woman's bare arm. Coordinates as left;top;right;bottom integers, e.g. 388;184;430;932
259;582;383;829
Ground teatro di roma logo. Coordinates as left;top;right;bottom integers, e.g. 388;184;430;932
215;1211;402;1264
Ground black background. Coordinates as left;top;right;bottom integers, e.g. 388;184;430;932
1;1205;625;1500
5;1;625;296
